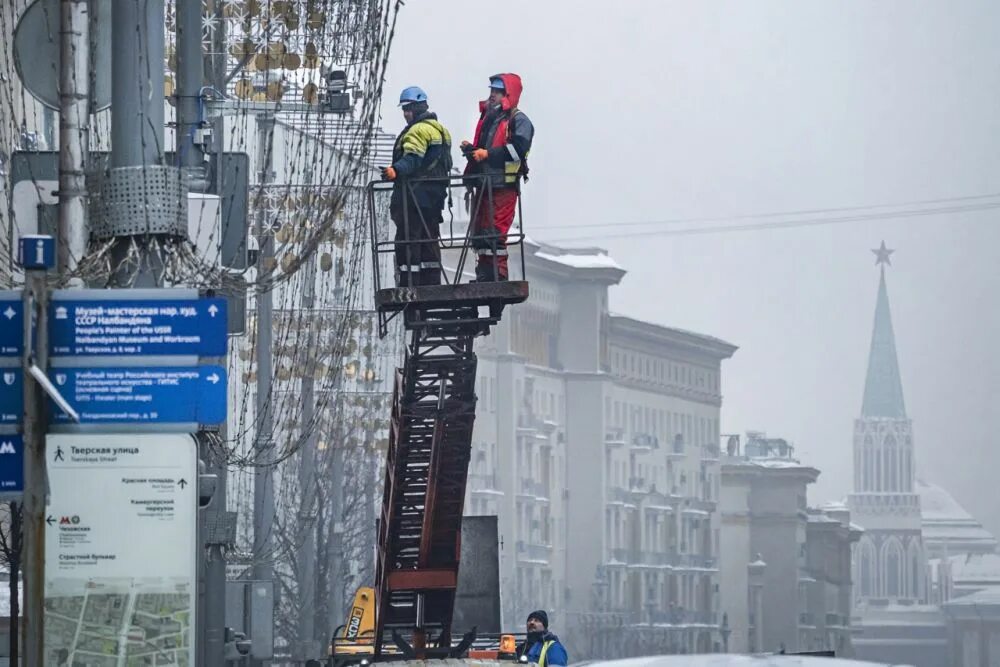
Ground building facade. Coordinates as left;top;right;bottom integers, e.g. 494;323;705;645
801;503;862;655
720;433;857;655
942;588;1000;667
465;241;737;658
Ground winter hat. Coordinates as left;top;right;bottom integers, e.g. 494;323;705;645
527;610;548;628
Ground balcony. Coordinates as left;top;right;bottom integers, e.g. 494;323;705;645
680;498;711;517
606;485;633;505
628;476;651;494
516;540;553;563
605;428;627;449
690;610;718;625
609;547;631;563
648;608;718;626
673;554;718;571
826;612;848;628
640;551;674;567
468;472;502;497
689;498;716;512
631;432;659;452
518;478;550;501
667;435;686;459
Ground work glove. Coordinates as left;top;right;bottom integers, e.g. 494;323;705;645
470;148;489;162
381;166;397;181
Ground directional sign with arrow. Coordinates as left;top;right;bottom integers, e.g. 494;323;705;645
48;292;227;357
46;515;55;526
178;478;188;489
49;366;228;425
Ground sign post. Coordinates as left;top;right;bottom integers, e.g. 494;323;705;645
36;287;228;664
45;433;199;664
20;234;55;667
1;279;229;662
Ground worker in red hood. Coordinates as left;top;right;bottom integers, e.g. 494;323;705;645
461;73;534;282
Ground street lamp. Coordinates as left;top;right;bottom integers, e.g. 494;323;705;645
719;612;731;653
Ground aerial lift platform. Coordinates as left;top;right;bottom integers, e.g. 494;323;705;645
355;176;528;662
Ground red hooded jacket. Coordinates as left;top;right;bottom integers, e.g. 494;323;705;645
465;73;534;187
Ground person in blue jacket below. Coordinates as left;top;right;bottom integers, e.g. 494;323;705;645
519;610;568;667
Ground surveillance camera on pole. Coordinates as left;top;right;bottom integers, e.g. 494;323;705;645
322;68;351;113
198;458;218;509
224;627;252;660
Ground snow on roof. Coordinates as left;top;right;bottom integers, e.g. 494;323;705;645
943;586;1000;607
916;479;999;549
917;478;976;521
534;250;625;271
932;553;1000;582
575;656;913;667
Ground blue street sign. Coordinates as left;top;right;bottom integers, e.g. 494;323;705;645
19;234;55;270
0;293;23;357
0;370;22;424
49;366;227;425
0;435;24;497
49;297;228;357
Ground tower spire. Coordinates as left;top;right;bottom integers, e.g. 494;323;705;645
861;241;906;418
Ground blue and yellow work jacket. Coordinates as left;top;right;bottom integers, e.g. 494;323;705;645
390;111;452;213
521;633;568;667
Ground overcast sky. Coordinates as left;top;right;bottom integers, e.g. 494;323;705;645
380;1;1000;537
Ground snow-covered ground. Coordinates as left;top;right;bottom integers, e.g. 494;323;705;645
572;656;912;667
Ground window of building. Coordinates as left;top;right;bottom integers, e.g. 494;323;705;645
886;542;902;597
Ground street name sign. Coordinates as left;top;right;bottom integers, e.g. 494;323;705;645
49;366;227;425
50;294;227;357
45;433;197;665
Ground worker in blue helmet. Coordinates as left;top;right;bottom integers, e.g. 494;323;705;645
382;86;452;287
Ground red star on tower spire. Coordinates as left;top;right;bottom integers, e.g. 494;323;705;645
872;240;894;267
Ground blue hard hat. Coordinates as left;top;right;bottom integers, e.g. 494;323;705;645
398;86;428;106
489;77;506;90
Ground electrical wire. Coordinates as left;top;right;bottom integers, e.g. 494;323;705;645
541;200;1000;243
534;191;1000;231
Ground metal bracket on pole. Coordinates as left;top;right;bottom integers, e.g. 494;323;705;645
28;363;79;423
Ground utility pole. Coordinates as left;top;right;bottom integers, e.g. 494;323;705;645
252;114;277;667
172;1;231;664
327;272;347;636
105;0;181;288
22;0;92;661
57;0;89;278
21;243;51;667
176;0;209;191
296;252;318;664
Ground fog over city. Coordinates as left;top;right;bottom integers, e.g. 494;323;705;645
3;0;999;664
383;0;1000;537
